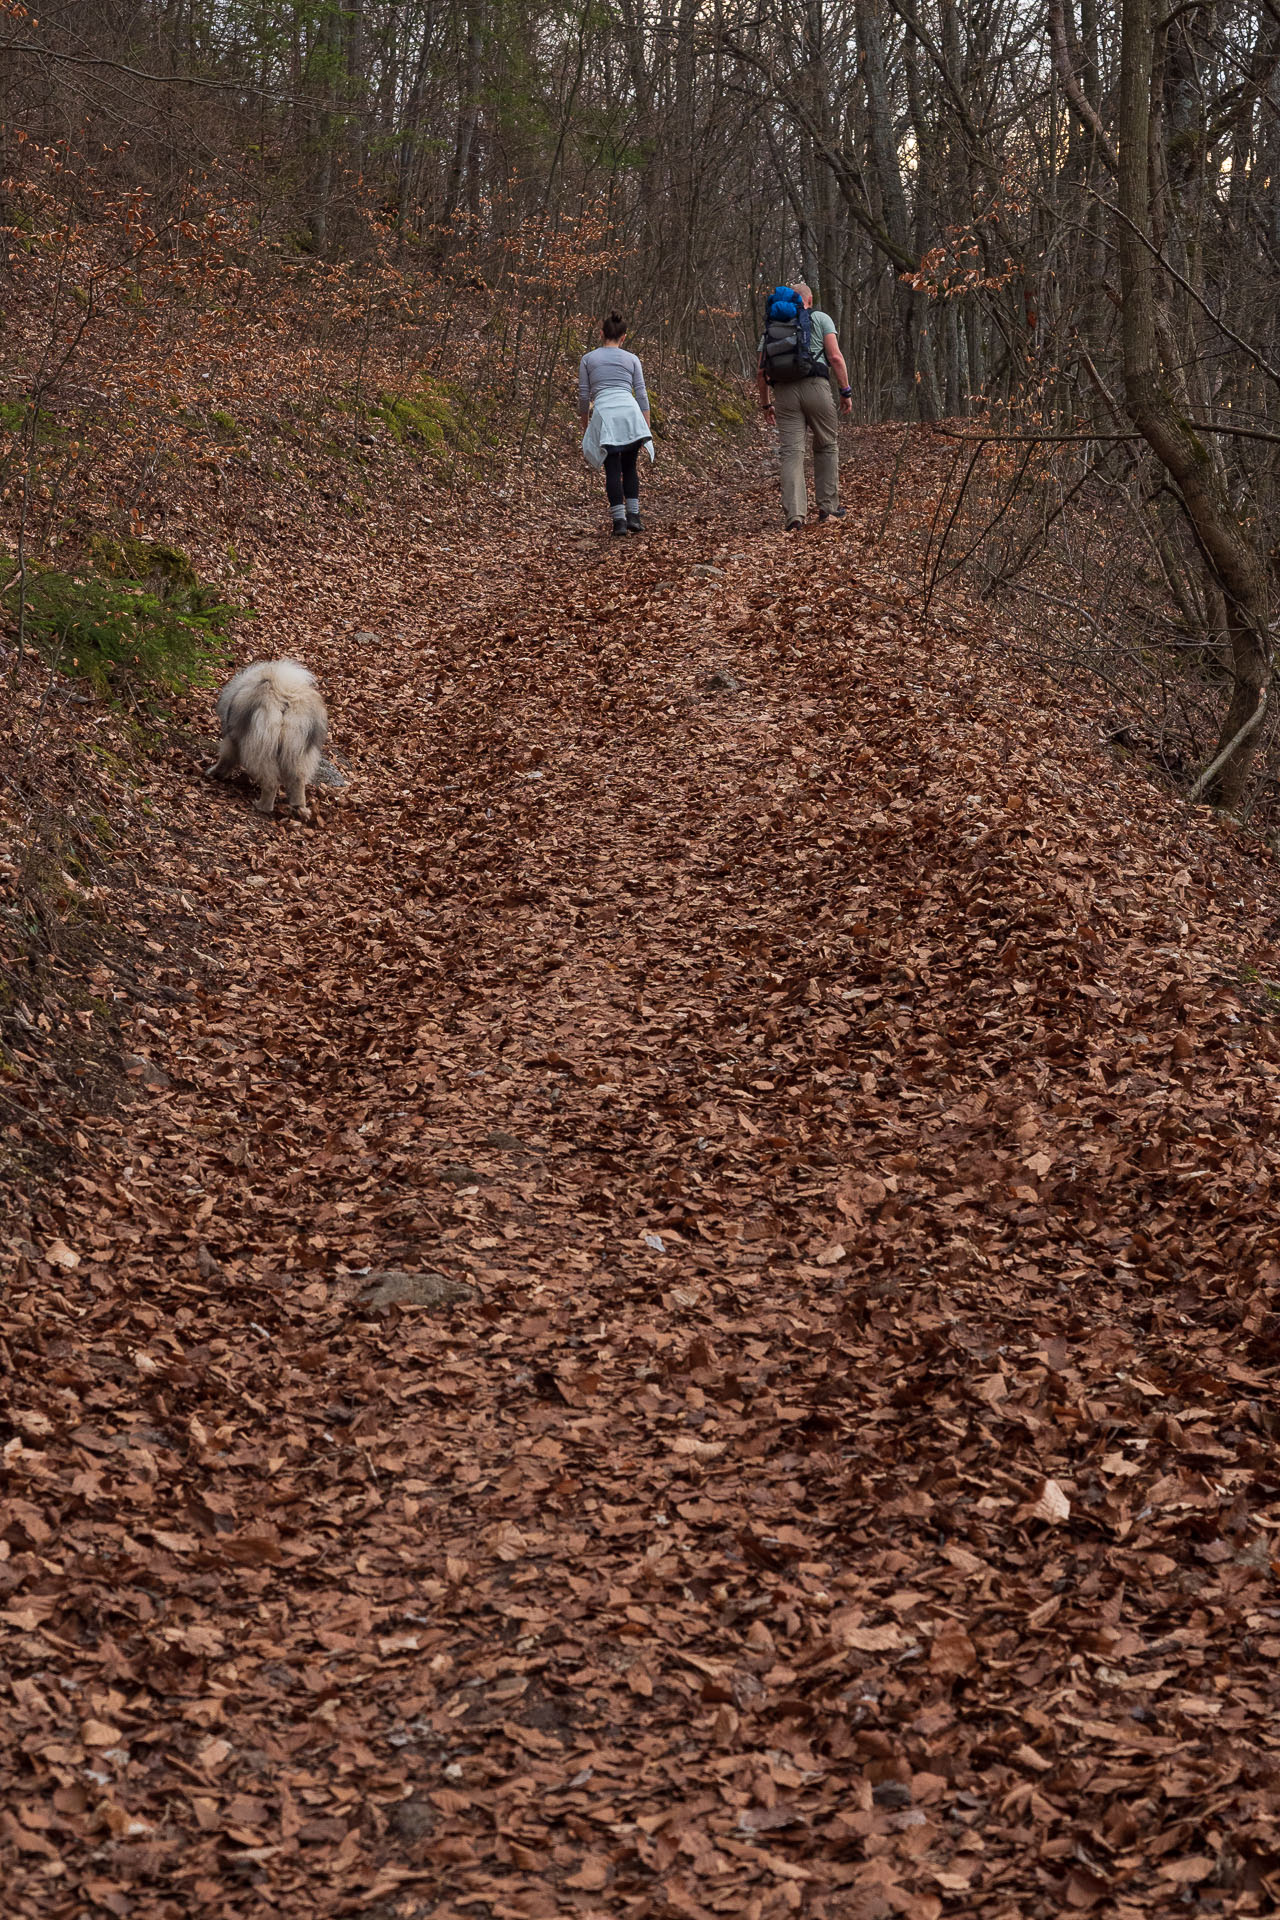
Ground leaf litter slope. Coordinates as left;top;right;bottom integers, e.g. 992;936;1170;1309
6;436;1280;1917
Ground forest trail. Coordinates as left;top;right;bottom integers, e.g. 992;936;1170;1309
8;436;1280;1918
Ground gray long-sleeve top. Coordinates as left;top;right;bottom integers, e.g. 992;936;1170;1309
578;344;649;414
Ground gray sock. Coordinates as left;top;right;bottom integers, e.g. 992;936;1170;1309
611;503;626;524
625;497;640;517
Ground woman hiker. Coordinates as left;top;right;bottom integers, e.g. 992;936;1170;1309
579;311;653;537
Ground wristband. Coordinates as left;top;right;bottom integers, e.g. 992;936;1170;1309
839;386;852;398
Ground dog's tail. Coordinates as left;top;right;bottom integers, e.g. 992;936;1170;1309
236;688;286;797
273;662;328;794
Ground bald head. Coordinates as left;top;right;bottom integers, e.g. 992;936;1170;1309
794;282;814;308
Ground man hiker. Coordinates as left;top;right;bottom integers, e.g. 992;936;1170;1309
757;283;853;530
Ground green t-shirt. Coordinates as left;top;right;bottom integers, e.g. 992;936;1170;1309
808;310;835;371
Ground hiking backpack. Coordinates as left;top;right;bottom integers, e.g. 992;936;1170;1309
760;285;820;383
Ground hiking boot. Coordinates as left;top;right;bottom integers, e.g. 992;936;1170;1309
785;518;805;532
626;512;645;532
612;521;630;536
819;506;847;522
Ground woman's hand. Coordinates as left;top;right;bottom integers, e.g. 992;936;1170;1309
579;411;589;430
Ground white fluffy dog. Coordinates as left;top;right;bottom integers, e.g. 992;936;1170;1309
206;660;328;819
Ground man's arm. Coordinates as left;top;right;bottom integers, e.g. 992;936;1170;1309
757;353;773;418
824;334;853;414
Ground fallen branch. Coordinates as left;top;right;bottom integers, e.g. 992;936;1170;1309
1188;684;1269;804
930;422;1280;447
1048;0;1119;173
0;38;344;112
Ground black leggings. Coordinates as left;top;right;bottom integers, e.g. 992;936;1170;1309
603;439;643;507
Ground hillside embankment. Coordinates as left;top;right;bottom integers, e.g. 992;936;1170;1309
3;429;1280;1917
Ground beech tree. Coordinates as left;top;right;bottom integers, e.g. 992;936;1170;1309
1111;0;1276;805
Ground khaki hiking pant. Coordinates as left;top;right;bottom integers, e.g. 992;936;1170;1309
774;377;839;523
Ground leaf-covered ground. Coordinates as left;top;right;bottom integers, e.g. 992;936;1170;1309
6;435;1280;1917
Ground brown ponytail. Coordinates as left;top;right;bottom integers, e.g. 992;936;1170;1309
602;310;627;340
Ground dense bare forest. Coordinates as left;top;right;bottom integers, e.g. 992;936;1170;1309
12;0;1280;392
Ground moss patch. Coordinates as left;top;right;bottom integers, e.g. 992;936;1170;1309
373;377;473;454
5;542;238;698
685;363;751;430
89;535;200;594
0;400;56;437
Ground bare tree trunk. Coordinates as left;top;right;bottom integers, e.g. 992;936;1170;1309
397;15;437;233
902;37;940;419
1117;0;1273;809
439;1;485;239
858;0;929;416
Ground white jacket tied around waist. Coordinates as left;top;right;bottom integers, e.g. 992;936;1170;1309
582;387;654;470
